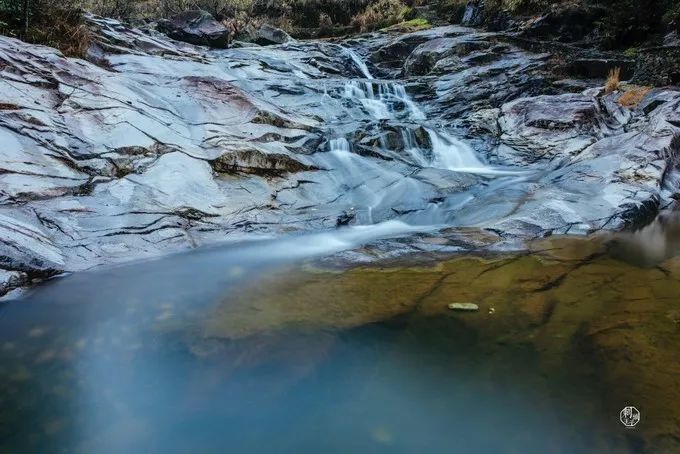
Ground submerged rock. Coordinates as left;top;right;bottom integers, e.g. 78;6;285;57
448;302;479;311
0;270;28;297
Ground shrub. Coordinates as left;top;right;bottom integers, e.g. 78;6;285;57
0;0;91;57
350;0;412;32
663;4;680;31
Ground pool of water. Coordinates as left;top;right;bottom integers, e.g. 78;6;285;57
1;231;678;453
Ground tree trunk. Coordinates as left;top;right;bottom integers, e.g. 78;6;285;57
22;0;29;35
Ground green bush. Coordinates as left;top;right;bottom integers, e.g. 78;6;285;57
663;4;680;32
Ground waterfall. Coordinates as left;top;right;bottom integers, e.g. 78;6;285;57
428;129;533;175
401;129;429;167
344;80;426;120
328;137;354;165
328;48;531;228
343;46;374;80
428;129;487;172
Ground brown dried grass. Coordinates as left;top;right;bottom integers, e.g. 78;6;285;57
604;66;621;94
619;85;652;108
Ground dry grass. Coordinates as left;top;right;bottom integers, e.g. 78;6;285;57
0;103;20;110
351;0;412;32
27;19;91;58
604;66;621;94
0;0;91;58
619;85;652;108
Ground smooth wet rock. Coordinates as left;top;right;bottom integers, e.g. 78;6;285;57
403;35;490;76
0;270;28;296
372;25;472;68
498;93;610;158
157;10;230;48
1;17;679;288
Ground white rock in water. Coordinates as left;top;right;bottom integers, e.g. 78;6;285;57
448;303;479;311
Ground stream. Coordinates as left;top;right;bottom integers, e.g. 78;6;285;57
1;18;680;453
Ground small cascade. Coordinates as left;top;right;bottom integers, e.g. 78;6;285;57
401;129;429;167
343;46;374;80
428;129;532;175
428;129;487;172
344;80;426;120
327;48;531;229
341;46;426;121
328;137;353;163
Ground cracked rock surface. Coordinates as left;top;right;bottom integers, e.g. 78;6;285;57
1;17;679;294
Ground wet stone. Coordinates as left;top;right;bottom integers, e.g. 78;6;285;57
448;302;479;311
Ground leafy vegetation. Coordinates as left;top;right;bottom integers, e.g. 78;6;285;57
435;0;680;48
380;17;431;32
1;0;679;54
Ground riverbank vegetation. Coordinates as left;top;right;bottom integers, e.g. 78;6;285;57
1;0;679;56
437;0;680;48
0;0;91;56
0;0;424;51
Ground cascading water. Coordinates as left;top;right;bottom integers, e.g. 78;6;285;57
328;48;531;229
343;46;374;80
344;80;426;120
340;50;520;175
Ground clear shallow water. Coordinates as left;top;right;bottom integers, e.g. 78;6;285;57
0;290;627;453
3;228;680;452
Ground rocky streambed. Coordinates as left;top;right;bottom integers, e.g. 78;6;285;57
1;15;680;295
1;15;680;452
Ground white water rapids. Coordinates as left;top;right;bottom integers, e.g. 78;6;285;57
340;48;526;176
314;48;533;235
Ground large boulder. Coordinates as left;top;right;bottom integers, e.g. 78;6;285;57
157;10;229;48
497;93;621;159
235;23;293;46
403;35;490;76
255;24;294;45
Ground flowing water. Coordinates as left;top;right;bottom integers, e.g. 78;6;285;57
1;43;679;453
321;50;535;229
